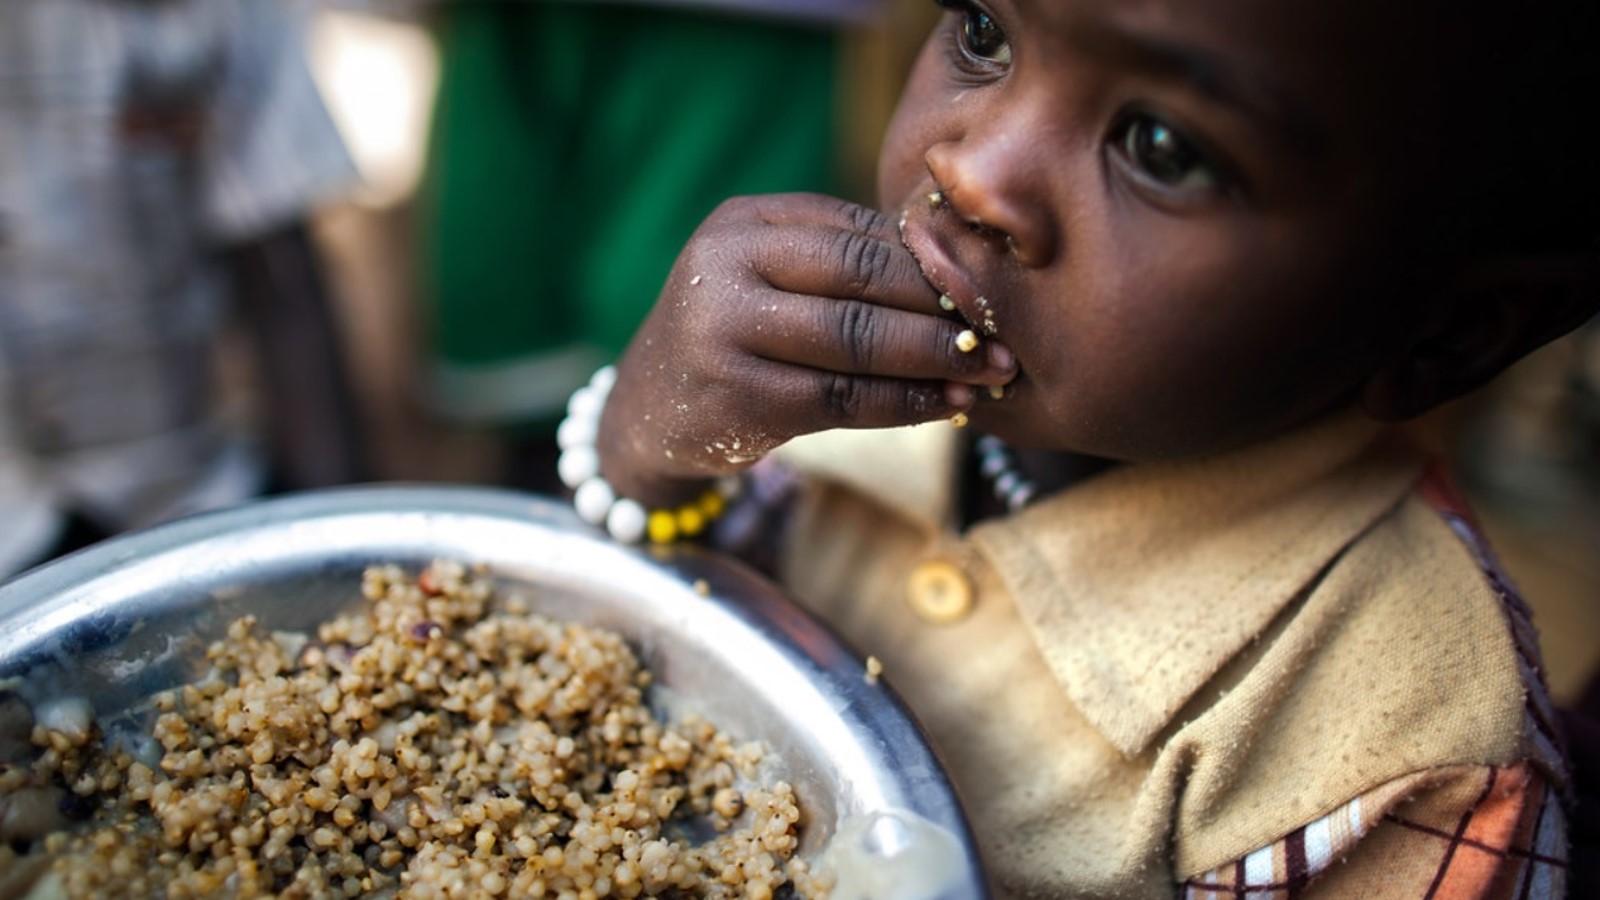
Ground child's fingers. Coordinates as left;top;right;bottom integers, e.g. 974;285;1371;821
696;194;936;312
760;366;974;431
720;365;966;435
740;292;1015;386
736;192;906;246
740;222;938;313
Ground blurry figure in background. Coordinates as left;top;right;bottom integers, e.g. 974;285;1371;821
418;0;882;493
1454;319;1600;523
0;0;366;579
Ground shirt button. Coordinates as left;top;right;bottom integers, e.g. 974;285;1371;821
906;559;974;624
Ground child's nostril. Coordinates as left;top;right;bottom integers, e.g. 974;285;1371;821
966;218;1011;249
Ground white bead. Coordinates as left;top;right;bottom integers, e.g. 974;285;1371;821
556;414;598;451
716;475;743;499
974;433;1041;512
588;365;617;395
979;453;1008;478
567;385;604;421
573;478;616;525
606;498;648;544
557;445;600;490
1007;484;1035;511
995;471;1020;496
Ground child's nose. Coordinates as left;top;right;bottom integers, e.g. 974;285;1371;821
924;139;1057;268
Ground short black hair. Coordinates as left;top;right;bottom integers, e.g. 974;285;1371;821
1436;5;1600;256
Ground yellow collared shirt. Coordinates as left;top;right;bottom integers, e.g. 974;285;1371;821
774;411;1569;898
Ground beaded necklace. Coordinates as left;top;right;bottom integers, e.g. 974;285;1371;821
974;434;1039;512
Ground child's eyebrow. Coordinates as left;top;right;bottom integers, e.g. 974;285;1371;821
1073;21;1326;154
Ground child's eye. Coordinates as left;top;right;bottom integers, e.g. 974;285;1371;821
935;0;1012;65
1109;112;1230;196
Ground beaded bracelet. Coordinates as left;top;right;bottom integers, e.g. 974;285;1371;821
556;366;741;544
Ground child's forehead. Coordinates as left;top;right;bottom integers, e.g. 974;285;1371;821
1002;0;1445;142
1014;0;1436;92
1016;0;1422;46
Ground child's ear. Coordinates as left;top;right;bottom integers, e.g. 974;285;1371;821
1361;253;1599;422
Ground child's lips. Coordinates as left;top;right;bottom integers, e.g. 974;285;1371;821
898;208;996;337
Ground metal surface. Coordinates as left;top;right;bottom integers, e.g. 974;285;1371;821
0;485;986;898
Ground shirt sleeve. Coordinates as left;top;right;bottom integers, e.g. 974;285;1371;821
198;0;358;243
1180;763;1570;899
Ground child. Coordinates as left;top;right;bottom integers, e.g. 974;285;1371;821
562;0;1597;895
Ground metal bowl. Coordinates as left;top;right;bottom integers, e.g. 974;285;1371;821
0;485;986;899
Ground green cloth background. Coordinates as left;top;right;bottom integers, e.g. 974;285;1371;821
421;3;842;430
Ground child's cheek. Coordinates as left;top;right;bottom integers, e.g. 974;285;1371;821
874;64;951;211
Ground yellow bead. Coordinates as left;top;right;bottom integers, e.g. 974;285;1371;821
647;510;679;544
698;490;726;520
677;505;707;537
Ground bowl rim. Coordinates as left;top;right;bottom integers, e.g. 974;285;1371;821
0;483;989;899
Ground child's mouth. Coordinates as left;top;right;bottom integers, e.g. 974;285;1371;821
899;200;1019;406
898;203;1000;339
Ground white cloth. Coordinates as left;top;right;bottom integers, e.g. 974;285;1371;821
0;0;356;577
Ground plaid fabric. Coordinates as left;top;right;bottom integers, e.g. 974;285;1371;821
0;0;353;576
1182;764;1568;899
1181;464;1571;899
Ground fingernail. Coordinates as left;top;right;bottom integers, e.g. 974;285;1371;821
986;341;1014;371
944;382;975;407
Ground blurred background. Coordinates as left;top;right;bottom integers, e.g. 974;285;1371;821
0;0;1595;710
300;0;941;490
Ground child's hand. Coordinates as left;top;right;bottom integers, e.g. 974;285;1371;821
597;193;1017;504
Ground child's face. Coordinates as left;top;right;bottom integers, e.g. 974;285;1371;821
883;0;1452;460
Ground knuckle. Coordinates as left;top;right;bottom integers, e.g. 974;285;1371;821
833;300;880;371
822;373;864;422
843;200;883;235
832;229;893;298
676;238;715;272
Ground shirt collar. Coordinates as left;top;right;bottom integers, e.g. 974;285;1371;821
969;412;1425;756
780;412;1426;757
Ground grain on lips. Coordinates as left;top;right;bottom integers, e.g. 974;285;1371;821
0;562;827;899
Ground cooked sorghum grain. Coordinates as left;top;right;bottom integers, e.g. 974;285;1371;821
0;562;827;899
